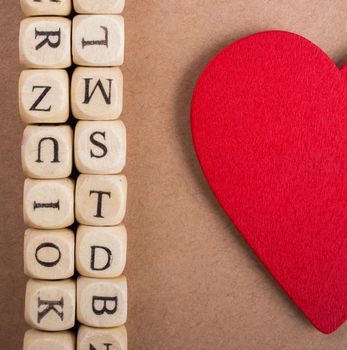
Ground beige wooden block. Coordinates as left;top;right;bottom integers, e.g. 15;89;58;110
76;225;126;278
19;70;69;124
73;0;125;14
25;279;76;331
71;67;123;121
21;0;72;16
19;17;71;68
75;175;127;226
75;121;126;175
23;329;75;350
77;276;127;328
22;125;73;179
23;178;74;229
77;325;127;350
24;228;74;280
72;15;124;66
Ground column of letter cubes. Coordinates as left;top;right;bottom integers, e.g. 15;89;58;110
19;1;128;348
71;1;128;349
19;1;75;349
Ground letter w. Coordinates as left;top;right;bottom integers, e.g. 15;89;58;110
83;78;113;105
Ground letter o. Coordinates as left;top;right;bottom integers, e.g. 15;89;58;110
35;242;62;267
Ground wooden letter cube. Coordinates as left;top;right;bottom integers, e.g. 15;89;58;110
77;325;127;350
73;0;125;14
19;17;71;68
24;228;74;280
77;276;127;328
23;329;75;350
72;15;124;66
22;125;73;179
71;67;123;121
23;178;75;229
19;70;70;124
75;175;127;226
75;121;126;174
21;0;72;17
76;225;127;278
25;279;76;331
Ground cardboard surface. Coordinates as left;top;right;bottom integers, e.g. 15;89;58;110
2;1;347;349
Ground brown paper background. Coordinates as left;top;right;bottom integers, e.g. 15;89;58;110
2;1;347;349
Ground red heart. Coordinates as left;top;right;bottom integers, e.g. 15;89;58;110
191;31;347;334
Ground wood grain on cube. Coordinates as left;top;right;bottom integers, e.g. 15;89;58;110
19;70;69;124
77;325;127;350
72;15;124;66
21;0;72;17
19;17;71;68
22;125;73;179
23;329;75;350
25;279;76;331
76;225;127;278
24;228;74;280
77;276;127;328
71;67;123;121
75;174;127;226
23;178;74;229
75;121;126;175
73;0;125;14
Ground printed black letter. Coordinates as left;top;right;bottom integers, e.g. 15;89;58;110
92;296;117;315
36;137;60;163
83;79;113;105
30;86;52;112
35;242;61;267
33;200;60;211
89;191;111;218
90;246;112;271
37;297;64;323
90;344;113;350
82;26;109;48
35;28;61;50
90;131;108;159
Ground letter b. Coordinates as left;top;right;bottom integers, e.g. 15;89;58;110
77;277;127;327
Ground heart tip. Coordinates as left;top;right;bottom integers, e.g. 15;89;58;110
310;319;344;335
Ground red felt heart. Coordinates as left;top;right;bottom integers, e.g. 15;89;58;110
191;31;347;334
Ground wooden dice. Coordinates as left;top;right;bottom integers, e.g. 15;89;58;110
77;276;127;327
76;225;127;278
23;178;75;229
75;121;126;174
19;70;70;124
24;329;75;350
20;1;128;344
19;17;71;68
22;125;73;179
25;279;76;331
73;0;125;14
72;15;124;66
20;0;72;17
77;325;127;350
24;228;74;280
75;174;127;226
71;67;123;120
